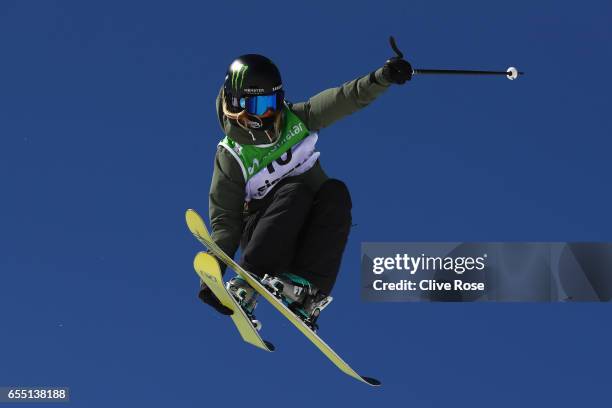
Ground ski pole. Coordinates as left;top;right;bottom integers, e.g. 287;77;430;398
389;36;524;80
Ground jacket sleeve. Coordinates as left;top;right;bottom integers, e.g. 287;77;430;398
291;67;391;131
208;146;246;267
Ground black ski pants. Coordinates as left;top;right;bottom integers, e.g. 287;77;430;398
239;178;352;295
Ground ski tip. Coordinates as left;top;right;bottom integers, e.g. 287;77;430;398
185;208;201;222
185;209;206;235
263;340;276;352
362;376;382;387
185;209;193;225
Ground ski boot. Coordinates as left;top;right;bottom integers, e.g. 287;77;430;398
226;276;262;331
261;273;333;332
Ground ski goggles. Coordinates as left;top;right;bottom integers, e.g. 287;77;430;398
239;91;283;116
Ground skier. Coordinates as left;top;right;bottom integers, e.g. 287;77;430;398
198;51;412;329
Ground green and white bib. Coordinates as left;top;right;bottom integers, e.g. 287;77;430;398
219;106;320;201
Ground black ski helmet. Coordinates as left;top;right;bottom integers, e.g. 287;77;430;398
222;54;284;132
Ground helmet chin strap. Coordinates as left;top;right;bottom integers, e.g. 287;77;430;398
272;110;283;141
262;110;283;143
264;110;284;142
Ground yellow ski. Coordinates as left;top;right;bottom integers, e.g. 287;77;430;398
186;208;381;386
193;252;274;352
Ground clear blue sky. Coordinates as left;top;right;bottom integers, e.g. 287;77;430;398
1;0;611;406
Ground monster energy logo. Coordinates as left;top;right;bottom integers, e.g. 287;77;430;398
230;62;249;91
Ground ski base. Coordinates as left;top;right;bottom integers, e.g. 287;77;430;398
186;208;380;386
193;251;274;352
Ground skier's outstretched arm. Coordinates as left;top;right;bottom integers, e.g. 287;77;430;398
291;68;388;131
291;55;412;131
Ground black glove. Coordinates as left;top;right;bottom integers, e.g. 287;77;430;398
198;283;234;316
382;57;413;84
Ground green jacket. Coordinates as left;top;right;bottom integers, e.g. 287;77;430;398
210;67;391;261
